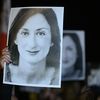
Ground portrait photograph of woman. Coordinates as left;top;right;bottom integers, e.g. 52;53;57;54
62;30;85;81
3;7;64;88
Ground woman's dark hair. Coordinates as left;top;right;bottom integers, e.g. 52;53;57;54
63;33;83;76
8;8;60;68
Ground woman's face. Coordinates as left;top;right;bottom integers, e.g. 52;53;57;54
62;36;77;70
15;13;51;64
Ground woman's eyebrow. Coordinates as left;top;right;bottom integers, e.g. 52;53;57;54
36;28;49;31
21;28;29;31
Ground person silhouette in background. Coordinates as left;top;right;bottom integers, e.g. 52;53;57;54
0;0;13;100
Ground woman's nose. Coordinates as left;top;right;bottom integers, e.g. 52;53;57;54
27;36;37;48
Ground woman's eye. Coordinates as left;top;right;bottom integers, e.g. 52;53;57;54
36;31;46;36
21;31;29;36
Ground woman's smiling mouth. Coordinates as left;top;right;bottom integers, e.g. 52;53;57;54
27;50;40;55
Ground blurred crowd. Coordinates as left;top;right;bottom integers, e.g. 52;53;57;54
0;0;100;100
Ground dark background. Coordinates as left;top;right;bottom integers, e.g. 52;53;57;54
11;0;100;63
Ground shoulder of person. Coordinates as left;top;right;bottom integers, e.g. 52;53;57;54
5;64;18;82
51;68;60;85
45;67;59;85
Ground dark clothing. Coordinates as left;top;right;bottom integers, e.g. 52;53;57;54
0;72;12;100
90;85;100;98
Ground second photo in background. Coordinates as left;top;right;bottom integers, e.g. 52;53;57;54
62;30;85;81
